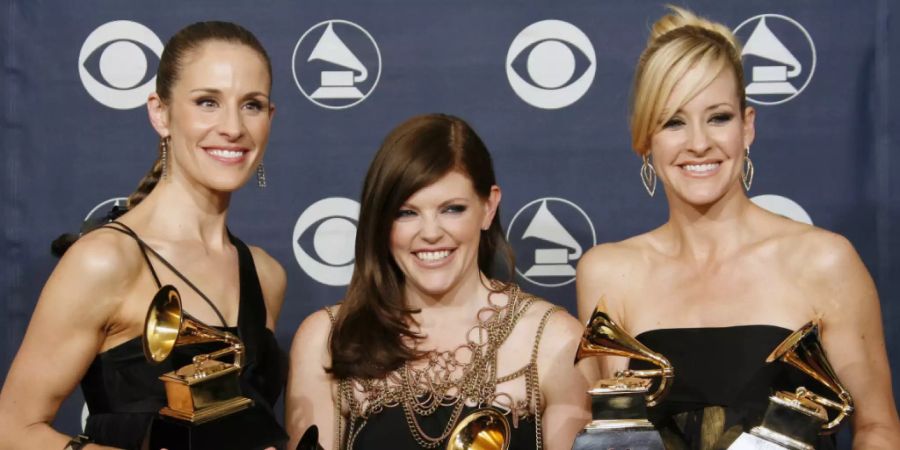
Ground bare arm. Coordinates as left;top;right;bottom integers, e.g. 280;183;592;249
249;246;287;330
538;311;591;450
808;234;900;449
286;309;338;450
575;244;630;380
0;233;135;449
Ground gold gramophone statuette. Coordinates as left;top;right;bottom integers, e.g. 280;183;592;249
571;302;674;450
446;408;510;450
728;320;854;450
143;285;253;424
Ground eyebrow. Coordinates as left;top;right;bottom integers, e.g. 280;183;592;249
188;88;270;100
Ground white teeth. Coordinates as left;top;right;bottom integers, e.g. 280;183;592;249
208;149;244;159
415;250;451;262
683;163;719;173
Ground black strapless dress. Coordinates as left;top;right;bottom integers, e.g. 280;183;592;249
79;225;288;449
631;326;836;450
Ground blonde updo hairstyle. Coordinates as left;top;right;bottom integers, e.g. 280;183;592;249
630;6;746;155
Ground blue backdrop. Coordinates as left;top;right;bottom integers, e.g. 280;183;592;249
2;1;898;447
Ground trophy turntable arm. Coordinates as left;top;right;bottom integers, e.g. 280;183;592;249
795;387;854;431
192;341;246;369
616;367;675;407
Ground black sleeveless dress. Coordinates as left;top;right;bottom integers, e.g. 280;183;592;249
79;223;288;449
630;326;836;450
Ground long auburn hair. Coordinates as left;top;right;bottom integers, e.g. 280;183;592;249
329;113;514;380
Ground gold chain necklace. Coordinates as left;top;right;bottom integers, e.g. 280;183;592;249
346;282;535;448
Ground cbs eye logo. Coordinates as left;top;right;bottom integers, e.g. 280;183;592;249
292;197;360;286
79;20;163;110
506;20;596;110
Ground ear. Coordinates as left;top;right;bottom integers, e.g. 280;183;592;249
481;185;502;230
742;106;756;149
147;93;170;138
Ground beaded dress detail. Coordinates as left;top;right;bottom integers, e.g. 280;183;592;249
327;282;560;450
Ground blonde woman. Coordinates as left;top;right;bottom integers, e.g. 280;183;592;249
576;7;900;449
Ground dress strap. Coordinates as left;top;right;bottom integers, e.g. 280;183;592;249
100;221;228;328
528;304;563;450
99;221;162;289
324;305;337;324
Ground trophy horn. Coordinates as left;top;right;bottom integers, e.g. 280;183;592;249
446;408;510;450
767;320;854;431
143;285;244;368
575;303;674;406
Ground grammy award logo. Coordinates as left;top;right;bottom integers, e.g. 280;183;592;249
292;20;381;109
734;14;816;106
507;198;596;287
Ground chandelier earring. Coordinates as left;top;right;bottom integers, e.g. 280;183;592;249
160;136;170;180
256;161;267;188
741;146;754;191
640;153;657;197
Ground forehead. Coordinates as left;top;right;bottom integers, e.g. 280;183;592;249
176;41;270;89
667;65;740;112
404;171;478;204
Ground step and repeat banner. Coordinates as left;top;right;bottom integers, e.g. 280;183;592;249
2;0;898;441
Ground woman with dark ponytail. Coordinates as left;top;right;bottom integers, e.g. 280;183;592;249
0;21;287;449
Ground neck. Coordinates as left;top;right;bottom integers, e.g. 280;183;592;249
661;182;755;263
405;271;491;325
126;177;232;249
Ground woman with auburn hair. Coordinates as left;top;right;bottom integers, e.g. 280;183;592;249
286;113;591;450
0;21;287;449
576;6;900;449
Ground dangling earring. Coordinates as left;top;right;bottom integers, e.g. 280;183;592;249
256;161;267;188
640;153;657;197
741;146;754;191
160;136;170;180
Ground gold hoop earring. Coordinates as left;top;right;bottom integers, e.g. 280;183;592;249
160;137;170;180
640;154;657;197
257;161;267;188
742;147;754;191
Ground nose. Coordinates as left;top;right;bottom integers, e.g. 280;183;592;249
419;214;444;242
218;105;244;140
686;122;710;154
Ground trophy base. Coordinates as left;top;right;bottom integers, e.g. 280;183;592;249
728;429;812;450
160;396;253;424
571;427;664;450
149;405;288;450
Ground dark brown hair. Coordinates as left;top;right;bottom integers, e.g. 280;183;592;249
127;21;272;207
329;114;514;380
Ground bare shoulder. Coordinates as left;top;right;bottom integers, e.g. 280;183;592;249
248;245;287;321
52;228;145;294
291;307;339;358
576;233;654;320
518;296;583;345
774;224;863;280
248;246;287;293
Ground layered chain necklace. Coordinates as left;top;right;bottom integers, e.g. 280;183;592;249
344;281;536;448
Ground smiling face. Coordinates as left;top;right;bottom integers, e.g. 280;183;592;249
649;66;754;206
389;170;499;300
150;40;273;193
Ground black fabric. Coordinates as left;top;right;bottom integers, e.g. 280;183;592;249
630;325;836;450
351;403;537;450
79;232;288;449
